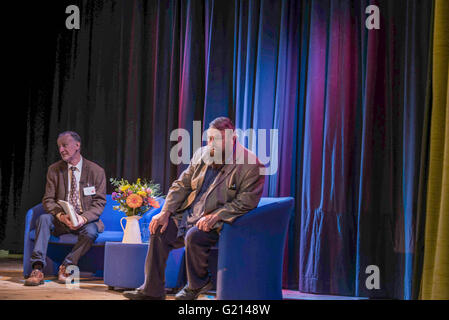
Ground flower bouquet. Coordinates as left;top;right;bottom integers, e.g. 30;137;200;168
110;178;162;216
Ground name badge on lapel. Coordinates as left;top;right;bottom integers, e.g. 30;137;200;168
83;186;96;196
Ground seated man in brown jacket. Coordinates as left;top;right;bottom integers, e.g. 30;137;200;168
124;117;266;300
25;131;106;286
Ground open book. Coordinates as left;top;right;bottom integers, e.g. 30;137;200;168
57;200;80;227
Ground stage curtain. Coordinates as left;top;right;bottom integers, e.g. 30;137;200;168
420;0;449;300
1;0;440;300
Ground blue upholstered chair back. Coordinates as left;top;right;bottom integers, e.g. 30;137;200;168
99;194;126;231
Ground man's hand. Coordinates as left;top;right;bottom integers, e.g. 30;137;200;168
150;212;171;234
67;214;87;230
196;213;221;232
57;213;71;227
58;213;86;230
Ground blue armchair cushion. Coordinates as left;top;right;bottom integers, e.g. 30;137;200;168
28;230;125;244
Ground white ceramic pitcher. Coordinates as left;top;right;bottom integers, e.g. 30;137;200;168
120;215;142;244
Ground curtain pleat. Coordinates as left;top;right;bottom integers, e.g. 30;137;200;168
420;0;449;300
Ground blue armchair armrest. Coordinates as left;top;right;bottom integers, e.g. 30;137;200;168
216;197;294;300
140;201;164;224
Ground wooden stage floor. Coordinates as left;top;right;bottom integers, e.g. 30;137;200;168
0;255;365;300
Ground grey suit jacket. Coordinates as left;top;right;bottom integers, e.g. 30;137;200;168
162;141;266;233
42;157;107;233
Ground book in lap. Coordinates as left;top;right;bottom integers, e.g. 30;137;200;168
57;200;80;227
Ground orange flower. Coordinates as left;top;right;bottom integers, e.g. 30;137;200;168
126;194;143;209
148;197;160;208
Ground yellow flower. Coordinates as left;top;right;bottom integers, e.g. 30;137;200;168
137;191;147;197
120;185;130;192
137;178;141;184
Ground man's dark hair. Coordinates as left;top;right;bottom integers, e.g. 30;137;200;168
209;117;235;131
58;131;81;143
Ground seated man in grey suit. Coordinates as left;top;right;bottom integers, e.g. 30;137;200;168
124;117;266;300
25;131;106;286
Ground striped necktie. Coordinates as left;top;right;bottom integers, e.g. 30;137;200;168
69;166;81;214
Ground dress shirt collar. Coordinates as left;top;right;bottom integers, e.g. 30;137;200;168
68;156;83;172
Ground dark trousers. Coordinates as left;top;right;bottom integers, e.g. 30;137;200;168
30;213;99;269
139;217;219;297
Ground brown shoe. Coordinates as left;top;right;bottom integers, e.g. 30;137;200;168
24;269;44;286
57;265;71;284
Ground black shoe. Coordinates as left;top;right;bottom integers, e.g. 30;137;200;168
175;280;213;300
123;289;165;300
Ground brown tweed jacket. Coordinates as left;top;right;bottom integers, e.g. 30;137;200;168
42;157;107;233
162;141;266;233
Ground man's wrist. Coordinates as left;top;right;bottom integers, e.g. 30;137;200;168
212;211;222;220
80;215;88;224
162;210;172;217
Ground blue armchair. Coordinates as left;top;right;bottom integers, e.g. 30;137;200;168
167;197;294;299
216;197;294;300
23;195;165;278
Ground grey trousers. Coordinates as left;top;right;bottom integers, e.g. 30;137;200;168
30;213;98;269
139;217;219;297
